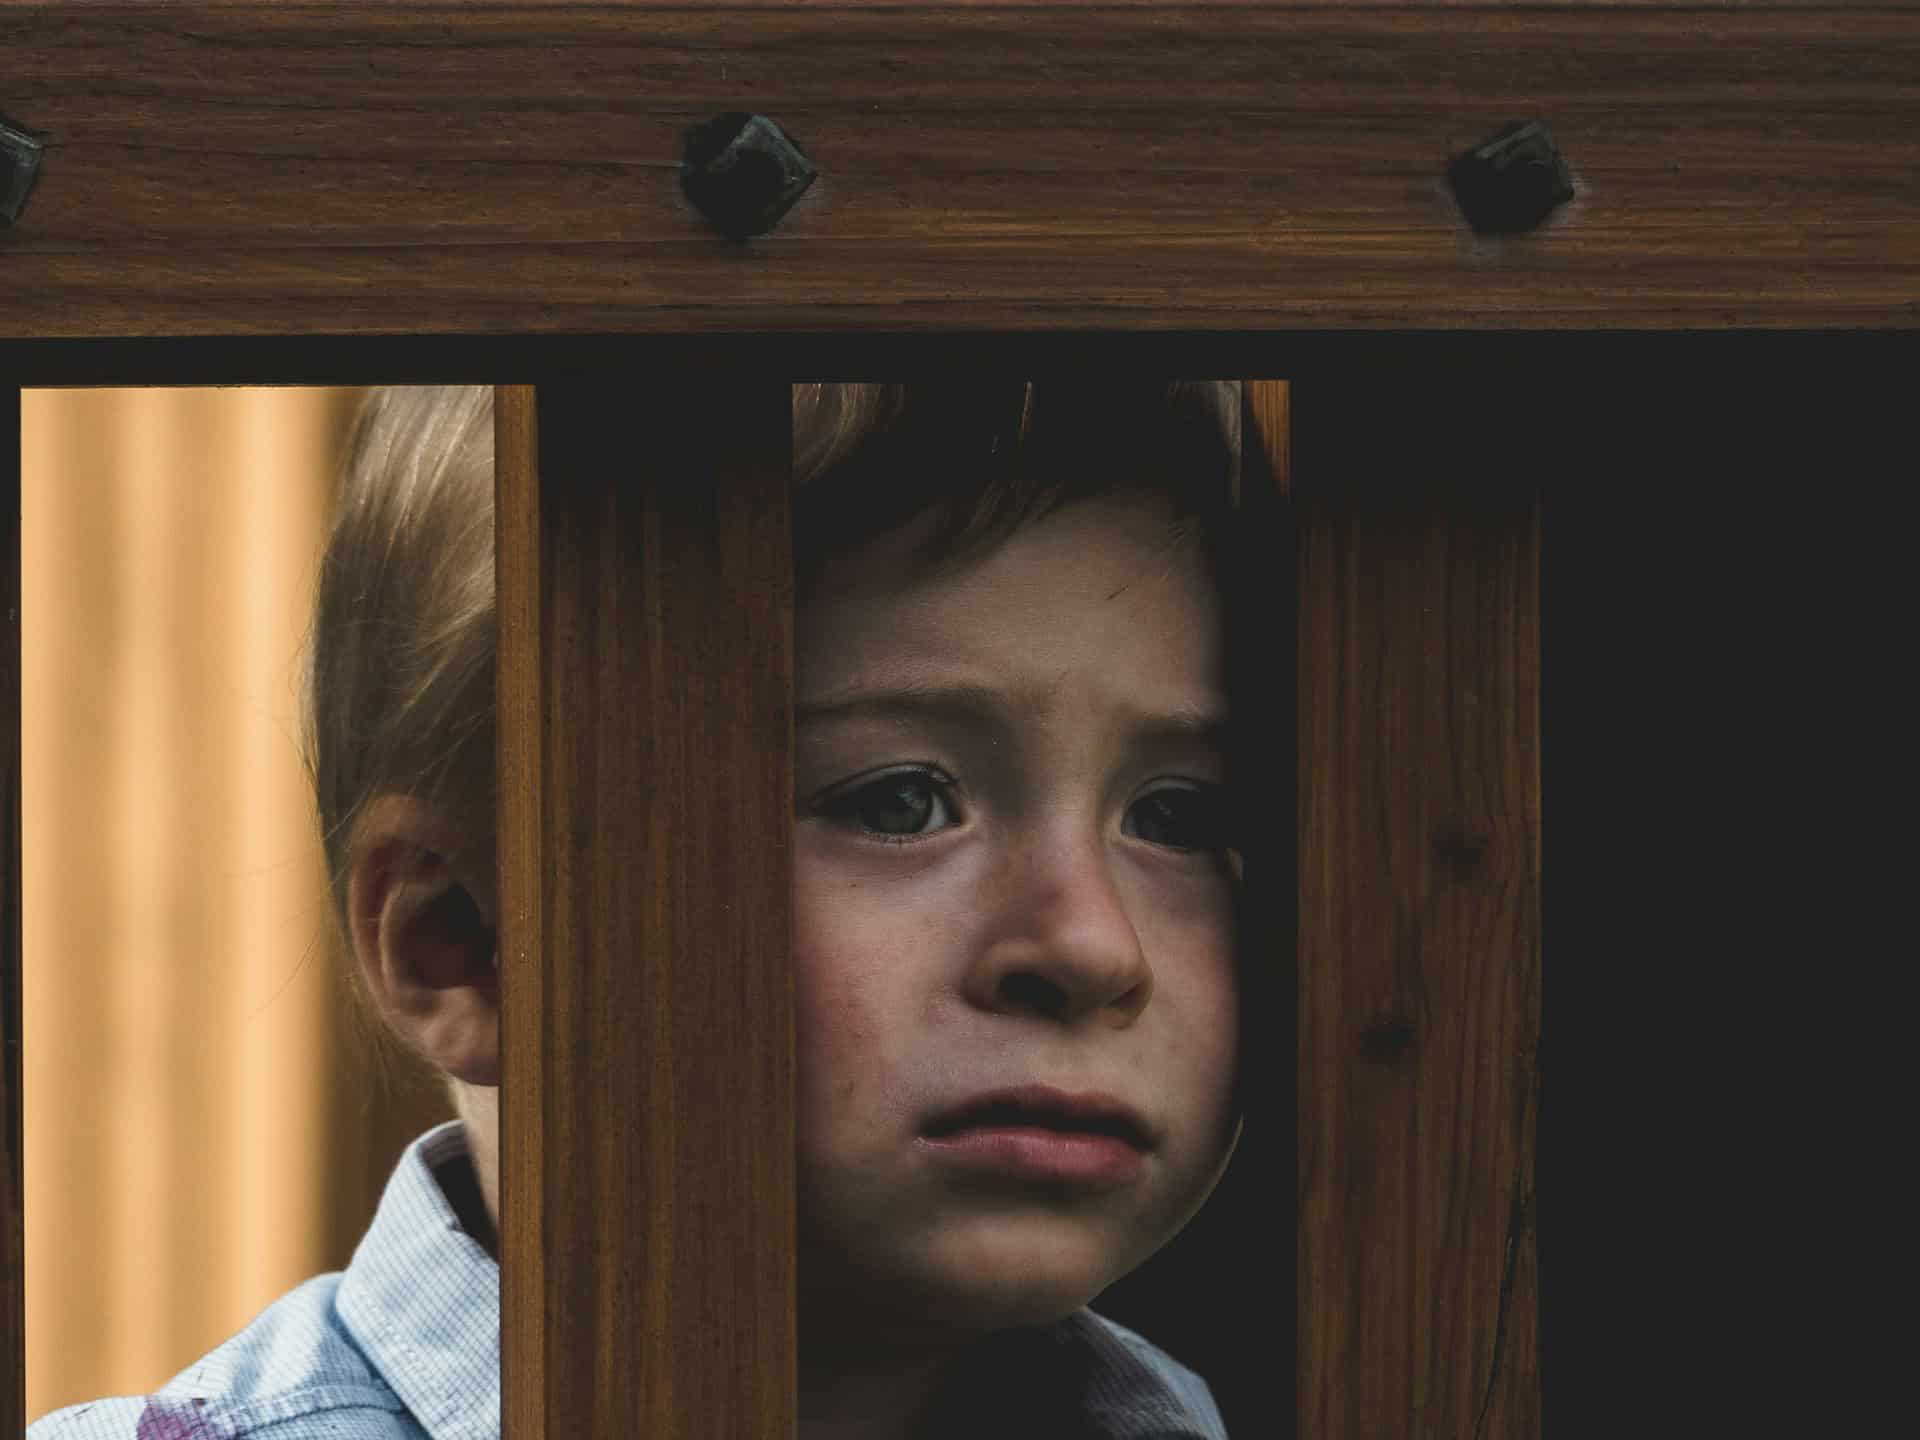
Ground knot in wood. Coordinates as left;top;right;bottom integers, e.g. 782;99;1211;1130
1431;818;1491;882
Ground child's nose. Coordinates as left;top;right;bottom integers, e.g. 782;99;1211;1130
963;834;1153;1026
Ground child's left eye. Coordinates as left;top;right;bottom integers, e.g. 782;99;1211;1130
1125;784;1232;853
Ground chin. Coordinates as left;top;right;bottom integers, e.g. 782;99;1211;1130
866;1275;1092;1345
799;1267;1094;1361
799;1182;1163;1338
811;1235;1110;1340
961;1283;1096;1331
914;1224;1120;1327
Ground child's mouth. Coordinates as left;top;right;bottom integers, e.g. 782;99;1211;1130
919;1084;1152;1185
917;1124;1145;1187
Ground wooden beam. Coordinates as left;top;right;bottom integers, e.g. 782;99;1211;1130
4;4;1916;336
494;376;796;1437
1293;385;1543;1436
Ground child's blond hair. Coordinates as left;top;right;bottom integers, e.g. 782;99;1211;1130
301;381;1244;1102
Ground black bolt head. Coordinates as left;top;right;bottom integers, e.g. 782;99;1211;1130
1;116;46;228
1447;120;1574;236
680;111;817;242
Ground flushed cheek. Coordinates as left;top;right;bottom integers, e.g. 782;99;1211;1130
1134;931;1239;1159
791;923;923;1171
792;852;962;1121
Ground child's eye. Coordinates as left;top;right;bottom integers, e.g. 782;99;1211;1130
1126;783;1233;853
818;767;959;844
812;772;1233;854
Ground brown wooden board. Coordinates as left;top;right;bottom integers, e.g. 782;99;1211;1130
3;4;1917;336
495;378;797;1438
1293;487;1542;1439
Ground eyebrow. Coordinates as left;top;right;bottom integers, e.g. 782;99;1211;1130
794;678;1227;751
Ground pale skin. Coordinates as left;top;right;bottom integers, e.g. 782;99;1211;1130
348;488;1243;1440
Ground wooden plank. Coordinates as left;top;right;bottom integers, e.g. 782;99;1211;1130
1294;386;1542;1437
3;4;1915;336
495;377;796;1438
1251;379;1290;503
3;386;21;1440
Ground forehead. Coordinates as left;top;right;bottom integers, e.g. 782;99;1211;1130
797;491;1225;710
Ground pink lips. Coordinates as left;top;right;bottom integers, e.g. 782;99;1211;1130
923;1083;1152;1147
919;1083;1151;1187
919;1124;1144;1186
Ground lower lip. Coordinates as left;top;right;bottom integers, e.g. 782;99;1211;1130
919;1125;1145;1186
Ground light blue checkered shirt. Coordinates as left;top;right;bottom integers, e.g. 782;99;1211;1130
29;1120;1228;1439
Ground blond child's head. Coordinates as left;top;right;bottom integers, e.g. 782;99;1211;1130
304;380;1247;1426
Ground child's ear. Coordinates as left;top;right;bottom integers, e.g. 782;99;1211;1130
347;795;500;1086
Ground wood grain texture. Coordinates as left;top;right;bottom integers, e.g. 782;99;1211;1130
3;388;21;1440
1250;380;1291;501
1294;456;1542;1436
495;378;796;1439
2;5;1915;336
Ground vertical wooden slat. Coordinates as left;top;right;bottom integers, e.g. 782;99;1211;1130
496;374;796;1439
1249;381;1289;504
495;382;548;1440
3;385;22;1440
1295;393;1542;1437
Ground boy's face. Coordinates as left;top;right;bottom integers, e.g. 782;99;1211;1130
793;488;1241;1350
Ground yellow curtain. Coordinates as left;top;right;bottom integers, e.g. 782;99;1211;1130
21;387;448;1422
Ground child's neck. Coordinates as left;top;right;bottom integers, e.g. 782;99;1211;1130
798;1322;972;1440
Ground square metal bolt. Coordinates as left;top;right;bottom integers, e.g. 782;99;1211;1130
680;111;817;242
1;116;45;228
1447;120;1575;236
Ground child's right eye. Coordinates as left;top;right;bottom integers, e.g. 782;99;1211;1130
817;767;960;844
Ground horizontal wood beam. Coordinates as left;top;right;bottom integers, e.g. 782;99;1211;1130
3;4;1916;337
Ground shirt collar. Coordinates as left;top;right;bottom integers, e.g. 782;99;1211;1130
1053;1309;1220;1438
334;1120;500;1440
